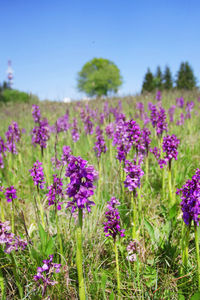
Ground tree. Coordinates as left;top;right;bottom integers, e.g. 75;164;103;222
142;68;155;93
176;62;197;89
77;58;123;97
163;66;173;90
154;66;163;89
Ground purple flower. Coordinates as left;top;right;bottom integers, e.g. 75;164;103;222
156;90;162;102
185;101;194;119
84;116;94;135
32;105;41;123
61;145;72;165
168;105;176;123
32;119;50;151
156;107;168;137
103;197;125;240
5;186;17;202
47;175;63;210
34;254;61;296
6;122;21;154
56;111;71;133
71;118;80;142
105;123;115;139
0;154;4;169
0;221;27;254
176;97;184;108
29;160;45;189
126;240;143;262
124;160;144;192
65;156;98;213
93;126;107;159
162;134;180;166
176;113;185;126
177;169;200;226
0;137;7;153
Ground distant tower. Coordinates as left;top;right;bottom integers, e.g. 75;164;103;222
7;60;13;88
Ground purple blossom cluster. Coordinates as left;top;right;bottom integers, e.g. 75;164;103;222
5;186;17;202
34;254;61;296
124;160;144;192
32;105;41;123
176;113;185;126
65;156;98;212
177;169;200;226
156;90;162;102
47;175;64;210
113;119;141;162
185;101;194;119
93;126;107;159
5;121;21;154
32;118;50;152
150;105;168;137
84;116;94;135
168;105;176;123
103;197;125;240
176;97;184;108
56;111;71;133
0;137;7;168
105;123;115;139
71;118;80;142
61;145;72;165
29;160;45;189
0;221;27;254
162;134;180;166
126;240;143;262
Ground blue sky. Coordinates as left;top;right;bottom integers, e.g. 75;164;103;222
0;0;200;100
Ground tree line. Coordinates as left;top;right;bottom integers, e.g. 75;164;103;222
142;62;197;93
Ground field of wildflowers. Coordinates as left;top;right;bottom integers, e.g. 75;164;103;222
0;90;200;299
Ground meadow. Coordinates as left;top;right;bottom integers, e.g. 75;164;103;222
0;90;200;299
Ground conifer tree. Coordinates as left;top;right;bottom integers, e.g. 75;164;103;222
176;62;196;89
154;66;163;90
163;65;173;90
142;68;155;92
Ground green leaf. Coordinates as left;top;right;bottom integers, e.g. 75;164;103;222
109;291;115;300
169;203;178;219
190;291;200;300
101;272;107;291
144;218;156;244
38;223;47;253
45;237;55;256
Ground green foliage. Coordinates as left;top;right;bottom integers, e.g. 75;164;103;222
163;65;173;90
77;57;123;97
154;66;163;90
176;62;197;90
0;89;39;103
142;68;155;92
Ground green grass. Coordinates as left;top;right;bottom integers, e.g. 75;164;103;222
0;90;200;299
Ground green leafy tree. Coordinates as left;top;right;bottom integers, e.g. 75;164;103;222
154;66;163;89
142;68;155;92
163;66;173;90
176;62;197;89
77;58;123;97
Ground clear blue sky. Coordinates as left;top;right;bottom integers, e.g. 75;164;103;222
0;0;200;100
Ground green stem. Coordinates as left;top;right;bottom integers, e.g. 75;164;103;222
10;253;23;299
131;192;136;239
55;208;63;263
182;223;190;271
0;198;4;222
11;201;15;233
0;269;6;300
145;156;149;183
76;209;86;300
168;167;173;206
162;168;165;200
114;241;121;297
37;187;45;229
137;187;142;225
194;224;200;290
